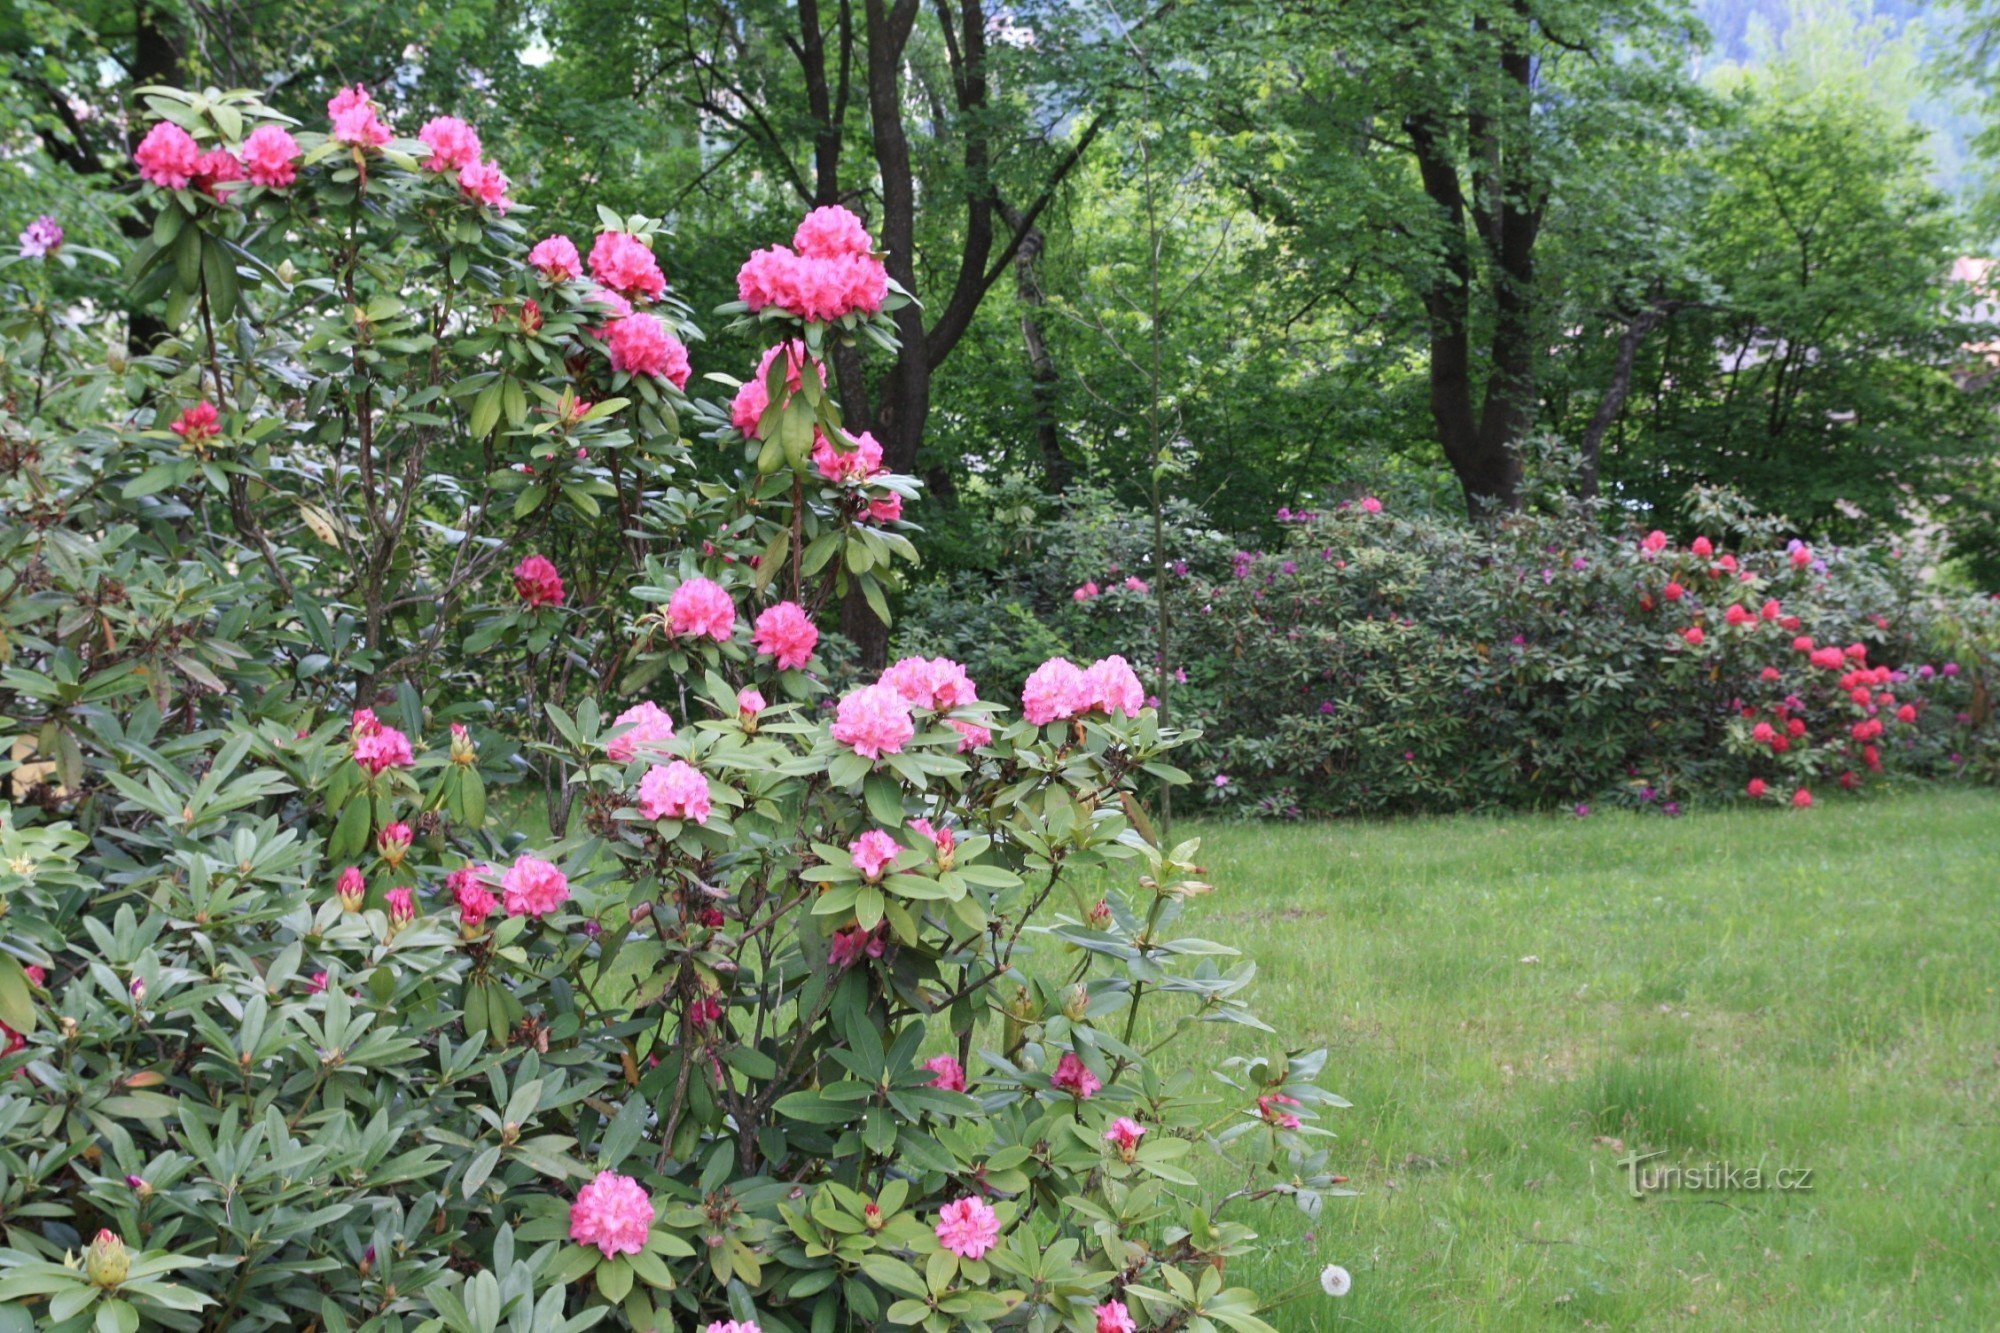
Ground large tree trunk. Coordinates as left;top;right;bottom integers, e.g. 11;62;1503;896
1001;201;1070;488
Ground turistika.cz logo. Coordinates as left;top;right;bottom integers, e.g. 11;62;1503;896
1614;1149;1815;1200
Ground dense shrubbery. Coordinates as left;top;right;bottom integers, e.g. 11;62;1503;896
0;85;1344;1332
901;486;1999;818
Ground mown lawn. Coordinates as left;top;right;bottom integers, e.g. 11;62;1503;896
1086;790;2000;1330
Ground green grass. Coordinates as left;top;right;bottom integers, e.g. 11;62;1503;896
1083;790;2000;1330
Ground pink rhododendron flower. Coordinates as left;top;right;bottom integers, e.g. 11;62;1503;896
1095;1300;1137;1333
417;116;481;171
307;971;329;994
881;656;978;712
18;215;62;258
240;124;301;187
502;855;570;917
607;701;675;761
528;234;583;281
327;85;392;146
1691;535;1714;558
909;817;956;867
458;157;511;212
736;241;889;322
385;887;416;925
588;231;667;301
569;1171;655;1258
934;1196;1001;1260
1103;1117;1146;1158
1662;581;1685;601
1641;529;1668;553
831;683;915;759
730;340;813;435
1073;581;1099;602
1257;1092;1303;1129
794;204;874;258
849;829;900;881
1122;576;1149;593
1359;495;1383;514
737;686;765;717
513;554;565;607
1791;788;1813;809
455;874;498;926
170;401;221;443
1082;655;1145;717
638;760;711;823
949;719;992;752
1746;778;1768;799
1682;626;1705;647
865;491;903;524
189;148;244;200
1724;604;1752;627
1022;657;1089;726
586;286;633;321
925;1054;966;1091
1051;1051;1100;1099
704;1323;762;1333
604;313;691;386
134;121;201;188
812;429;885;483
668;577;736;641
829;923;886;969
752;601;819;669
353;722;414;776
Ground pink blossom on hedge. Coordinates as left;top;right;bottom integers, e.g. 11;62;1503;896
752;601;819;669
831;683;915;759
417;116;481;171
18;215;62;258
1073;581;1099;602
1095;1300;1138;1333
527;234;583;281
1359;495;1383;514
737;687;766;718
1051;1051;1100;1099
458;157;511;212
1691;535;1714;558
512;554;565;607
1641;529;1668;553
1746;778;1768;799
1082;655;1145;717
1681;626;1705;647
794;204;875;258
336;866;366;910
849;829;900;881
605;313;691;386
327;85;392;146
240;125;301;187
1022;657;1089;725
170;401;220;443
934;1196;1001;1260
949;718;993;752
668;577;736;641
829;924;886;969
1792;788;1813;809
813;429;885;482
454;874;498;926
924;1054;966;1091
134;121;201;188
569;1171;655;1258
865;491;903;524
385;888;416;925
704;1323;763;1333
353;722;414;776
909;817;956;865
191;148;245;200
607;701;675;762
589;231;666;301
730;340;813;434
1257;1092;1303;1129
638;760;711;824
881;656;978;712
1103;1117;1146;1156
502;855;570;917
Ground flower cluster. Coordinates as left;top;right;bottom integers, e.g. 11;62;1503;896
735;205;889;322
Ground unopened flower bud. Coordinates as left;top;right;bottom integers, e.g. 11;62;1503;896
386;887;417;927
864;1202;885;1230
125;1174;152;1199
85;1229;129;1287
448;723;477;765
376;822;413;869
1062;983;1090;1023
337;866;366;911
127;976;146;1003
1086;898;1114;930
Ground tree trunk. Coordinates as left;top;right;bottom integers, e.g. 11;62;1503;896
1001;201;1069;488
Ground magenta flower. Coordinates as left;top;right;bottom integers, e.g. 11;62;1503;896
501;855;570;917
569;1170;655;1258
606;701;675;762
638;760;711;824
933;1196;1000;1260
831;683;915;759
667;577;736;641
752;601;819;670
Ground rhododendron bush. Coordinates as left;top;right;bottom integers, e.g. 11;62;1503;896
0;83;1346;1331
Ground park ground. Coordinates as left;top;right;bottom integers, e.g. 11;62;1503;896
1098;790;2000;1330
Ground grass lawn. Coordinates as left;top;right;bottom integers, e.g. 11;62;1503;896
1078;790;2000;1330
